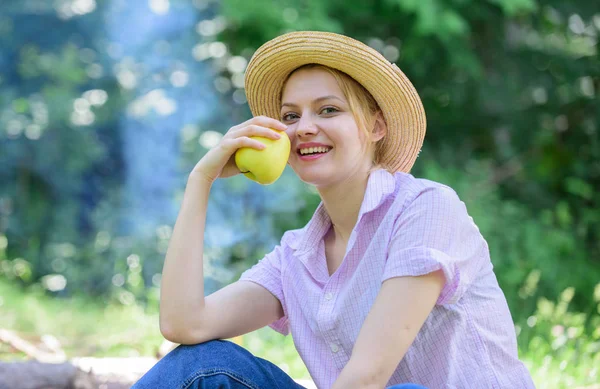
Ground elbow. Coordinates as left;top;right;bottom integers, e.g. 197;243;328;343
159;321;184;344
159;316;207;345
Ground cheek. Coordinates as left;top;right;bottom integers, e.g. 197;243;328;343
283;126;296;143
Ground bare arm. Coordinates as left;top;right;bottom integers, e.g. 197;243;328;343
159;116;288;344
331;271;445;389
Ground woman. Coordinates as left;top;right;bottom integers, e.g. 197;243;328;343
133;31;535;389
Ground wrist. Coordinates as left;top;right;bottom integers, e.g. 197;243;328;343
188;170;215;187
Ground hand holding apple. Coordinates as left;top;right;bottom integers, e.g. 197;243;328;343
235;129;290;185
190;116;288;184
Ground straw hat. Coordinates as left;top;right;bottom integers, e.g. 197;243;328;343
244;31;426;173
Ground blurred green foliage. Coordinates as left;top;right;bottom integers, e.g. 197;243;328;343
0;0;599;386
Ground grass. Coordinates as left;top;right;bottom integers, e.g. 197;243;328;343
1;277;599;387
0;277;311;379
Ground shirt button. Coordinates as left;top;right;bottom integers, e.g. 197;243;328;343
330;343;339;353
325;293;333;301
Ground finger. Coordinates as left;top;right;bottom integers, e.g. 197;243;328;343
251;115;288;132
235;125;282;140
222;136;266;152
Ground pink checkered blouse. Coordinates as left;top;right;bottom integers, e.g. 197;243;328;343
240;169;535;389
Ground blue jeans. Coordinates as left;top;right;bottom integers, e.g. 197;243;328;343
132;339;427;389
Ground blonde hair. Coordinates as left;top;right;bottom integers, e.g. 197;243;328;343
281;64;386;171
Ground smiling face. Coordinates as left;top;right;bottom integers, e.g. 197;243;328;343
280;66;385;187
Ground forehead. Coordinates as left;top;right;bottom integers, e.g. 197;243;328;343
281;68;345;103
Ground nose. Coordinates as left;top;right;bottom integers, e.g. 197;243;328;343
295;113;318;138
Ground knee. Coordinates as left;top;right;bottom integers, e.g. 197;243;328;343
165;339;250;366
133;340;251;388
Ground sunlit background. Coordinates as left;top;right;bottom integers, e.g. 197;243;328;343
0;0;598;388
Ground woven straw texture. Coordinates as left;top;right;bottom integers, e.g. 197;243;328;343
244;31;426;173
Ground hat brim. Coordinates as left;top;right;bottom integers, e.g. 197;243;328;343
244;31;426;173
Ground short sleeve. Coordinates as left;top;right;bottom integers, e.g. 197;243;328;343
239;244;290;335
383;186;486;305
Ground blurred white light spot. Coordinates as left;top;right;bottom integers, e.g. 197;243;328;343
31;101;49;126
192;43;210;61
170;70;189;87
71;0;96;15
117;69;137;89
233;89;247;105
214;77;231;94
208;42;227;58
155;97;177;116
181;124;199;143
127;254;140;268
106;43;123;59
127;89;177;117
74;98;91;113
227;56;247;74
149;0;169;15
555;115;568;132
383;45;400;62
196;17;226;36
231;73;245;89
197;20;216;36
156;225;172;240
118;290;135;305
579;76;595;97
283;8;298;23
199;131;223;149
7;120;23;137
56;2;75;19
532;87;547;104
41;274;67;292
25;124;42;140
367;38;385;53
526;316;537;327
70;110;95;126
83;89;108;106
568;14;585;35
112;273;125;287
94;230;111;251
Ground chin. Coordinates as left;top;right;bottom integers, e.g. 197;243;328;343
291;165;332;186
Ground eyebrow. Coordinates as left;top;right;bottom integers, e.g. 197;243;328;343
281;95;344;109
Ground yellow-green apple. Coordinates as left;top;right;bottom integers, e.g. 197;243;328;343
235;130;291;185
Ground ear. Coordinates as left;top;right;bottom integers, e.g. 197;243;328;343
370;112;387;143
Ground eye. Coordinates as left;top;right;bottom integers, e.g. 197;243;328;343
282;112;299;121
321;106;339;115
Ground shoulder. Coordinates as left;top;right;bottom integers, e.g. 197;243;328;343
391;172;461;210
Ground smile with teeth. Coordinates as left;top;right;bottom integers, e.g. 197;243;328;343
299;146;332;155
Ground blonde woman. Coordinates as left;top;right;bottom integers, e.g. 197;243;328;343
133;31;535;389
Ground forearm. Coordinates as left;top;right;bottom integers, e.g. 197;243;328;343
331;359;384;389
159;173;212;336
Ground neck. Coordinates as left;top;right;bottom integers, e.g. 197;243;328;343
318;168;372;243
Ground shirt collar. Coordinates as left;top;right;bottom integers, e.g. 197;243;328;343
291;169;396;255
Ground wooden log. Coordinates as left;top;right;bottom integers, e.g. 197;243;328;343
0;361;96;389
